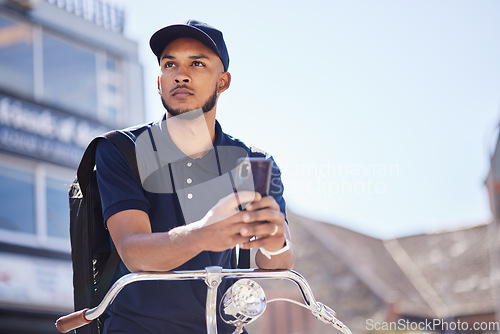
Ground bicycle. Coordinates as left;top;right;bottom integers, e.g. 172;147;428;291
56;266;353;334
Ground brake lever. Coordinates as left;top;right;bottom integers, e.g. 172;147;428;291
313;302;353;334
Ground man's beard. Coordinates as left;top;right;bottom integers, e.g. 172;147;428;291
162;85;218;120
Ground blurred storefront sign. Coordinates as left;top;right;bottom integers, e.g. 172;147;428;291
0;252;72;311
0;93;109;168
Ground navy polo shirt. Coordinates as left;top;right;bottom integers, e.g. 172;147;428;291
95;116;286;334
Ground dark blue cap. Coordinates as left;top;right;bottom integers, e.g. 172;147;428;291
150;20;229;71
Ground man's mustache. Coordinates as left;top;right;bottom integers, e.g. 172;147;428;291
170;85;192;93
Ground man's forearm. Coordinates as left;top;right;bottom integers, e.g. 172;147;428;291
119;224;206;272
108;210;205;272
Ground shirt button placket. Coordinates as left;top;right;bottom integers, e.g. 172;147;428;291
185;161;193;199
186;162;193;199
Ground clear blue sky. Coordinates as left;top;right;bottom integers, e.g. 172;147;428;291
115;0;500;238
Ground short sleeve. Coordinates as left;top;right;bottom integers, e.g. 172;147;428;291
268;157;287;221
95;139;150;223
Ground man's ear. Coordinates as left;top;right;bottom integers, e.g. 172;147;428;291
157;76;161;94
217;72;231;93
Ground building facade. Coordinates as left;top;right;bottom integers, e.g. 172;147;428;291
0;0;144;332
247;210;497;334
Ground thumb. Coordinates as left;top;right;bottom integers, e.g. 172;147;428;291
234;190;261;211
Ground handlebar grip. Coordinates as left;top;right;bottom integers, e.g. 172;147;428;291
55;308;92;333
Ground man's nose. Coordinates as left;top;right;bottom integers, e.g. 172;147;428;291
174;67;190;83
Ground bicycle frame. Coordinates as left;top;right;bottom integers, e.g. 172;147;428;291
56;266;352;334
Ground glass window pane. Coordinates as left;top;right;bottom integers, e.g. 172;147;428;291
0;165;35;234
46;176;70;239
43;33;97;116
100;56;121;124
106;58;116;72
0;15;34;96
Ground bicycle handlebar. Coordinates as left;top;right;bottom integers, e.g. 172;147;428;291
55;308;91;333
55;267;352;334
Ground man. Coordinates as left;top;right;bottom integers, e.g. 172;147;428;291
95;20;295;333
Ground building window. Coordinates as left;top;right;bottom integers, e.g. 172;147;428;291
0;15;34;97
0;155;73;251
98;55;122;124
42;33;98;117
0;165;35;234
46;175;70;240
0;13;125;125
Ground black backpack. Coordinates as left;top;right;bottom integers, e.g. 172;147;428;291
69;130;139;334
68;129;250;334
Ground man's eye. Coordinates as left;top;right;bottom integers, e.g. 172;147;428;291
192;61;204;67
164;62;175;68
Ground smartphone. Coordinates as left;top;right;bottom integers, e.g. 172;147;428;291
234;157;273;197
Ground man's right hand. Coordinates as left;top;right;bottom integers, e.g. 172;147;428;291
192;191;261;252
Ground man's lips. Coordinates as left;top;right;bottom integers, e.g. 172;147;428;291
171;87;194;97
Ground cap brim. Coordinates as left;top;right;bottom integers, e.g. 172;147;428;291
150;24;219;63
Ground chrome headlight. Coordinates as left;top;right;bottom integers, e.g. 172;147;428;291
220;279;266;327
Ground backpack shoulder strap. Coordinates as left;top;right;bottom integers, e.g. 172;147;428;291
102;130;140;180
77;130;139;193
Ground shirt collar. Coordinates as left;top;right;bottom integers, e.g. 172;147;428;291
158;114;225;144
156;114;227;176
